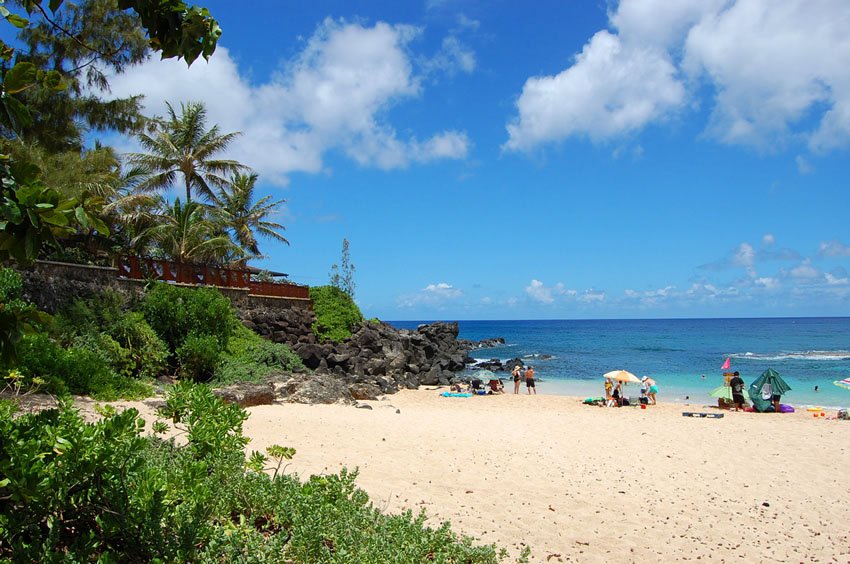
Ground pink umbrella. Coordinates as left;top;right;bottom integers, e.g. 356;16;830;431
721;357;731;371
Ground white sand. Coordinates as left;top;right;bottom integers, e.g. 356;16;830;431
242;390;850;562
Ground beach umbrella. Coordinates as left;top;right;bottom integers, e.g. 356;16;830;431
603;370;641;384
472;370;497;381
749;368;791;412
709;385;750;402
833;378;850;390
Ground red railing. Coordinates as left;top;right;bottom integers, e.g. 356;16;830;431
115;256;309;299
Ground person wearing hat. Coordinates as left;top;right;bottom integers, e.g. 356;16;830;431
643;376;658;405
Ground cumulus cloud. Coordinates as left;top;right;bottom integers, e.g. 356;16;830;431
104;19;469;185
505;0;850;154
397;281;463;308
504;29;684;150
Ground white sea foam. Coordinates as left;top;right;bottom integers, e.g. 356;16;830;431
731;350;850;361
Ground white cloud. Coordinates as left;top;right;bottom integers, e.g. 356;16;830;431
397;281;462;308
789;260;820;280
579;289;606;303
506;0;850;154
504;30;684;150
795;155;814;174
456;14;480;31
754;277;780;290
525;279;554;304
104;19;469;186
762;233;775;246
826;270;850;286
423;36;476;76
818;240;850;257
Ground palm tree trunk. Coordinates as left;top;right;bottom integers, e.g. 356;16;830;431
185;177;192;202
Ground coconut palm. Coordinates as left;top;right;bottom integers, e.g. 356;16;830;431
126;101;246;203
131;198;242;264
210;172;289;259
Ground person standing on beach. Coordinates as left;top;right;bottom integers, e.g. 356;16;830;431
730;371;745;411
525;366;536;395
512;365;522;394
644;376;658;405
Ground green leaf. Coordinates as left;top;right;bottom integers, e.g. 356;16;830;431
49;0;64;13
42;70;66;91
1;96;32;129
5;14;28;28
74;206;89;228
3;62;37;94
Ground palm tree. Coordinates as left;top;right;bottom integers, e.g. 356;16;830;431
126;101;246;203
131;198;241;264
210;172;289;259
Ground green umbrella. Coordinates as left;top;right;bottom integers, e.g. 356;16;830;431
472;370;497;381
749;368;791;412
709;385;750;402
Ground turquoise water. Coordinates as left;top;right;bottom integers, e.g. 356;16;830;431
388;318;850;409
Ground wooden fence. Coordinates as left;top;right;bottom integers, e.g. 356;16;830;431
115;256;310;299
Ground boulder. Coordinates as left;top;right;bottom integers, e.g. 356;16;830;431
277;372;355;405
213;383;275;408
349;382;383;400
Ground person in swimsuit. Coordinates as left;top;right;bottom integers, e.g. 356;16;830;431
604;378;613;402
511;365;522;394
644;377;658;405
525;366;536;395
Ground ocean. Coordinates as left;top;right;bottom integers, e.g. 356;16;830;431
388;318;850;409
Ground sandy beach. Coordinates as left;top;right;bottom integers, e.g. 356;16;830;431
243;390;850;562
76;389;850;562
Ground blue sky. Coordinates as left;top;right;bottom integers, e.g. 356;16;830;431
98;0;849;320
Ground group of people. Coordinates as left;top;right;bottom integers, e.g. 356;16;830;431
510;365;536;394
604;376;658;407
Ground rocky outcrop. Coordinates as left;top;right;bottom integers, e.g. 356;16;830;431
238;305;317;348
284;321;472;394
459;337;506;350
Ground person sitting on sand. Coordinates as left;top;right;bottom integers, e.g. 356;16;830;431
525;366;536;395
488;378;505;394
610;382;622;407
512;365;522;395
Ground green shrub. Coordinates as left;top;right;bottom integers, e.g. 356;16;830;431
0;267;23;302
142;283;237;352
176;333;221;381
55;294;168;380
213;325;304;385
16;333;152;400
0;383;502;562
309;285;364;342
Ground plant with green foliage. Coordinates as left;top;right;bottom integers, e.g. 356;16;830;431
141;282;237;353
0;267;48;365
176;333;220;381
213;324;303;385
54;291;167;379
310;284;364;342
15;332;151;400
0;382;503;562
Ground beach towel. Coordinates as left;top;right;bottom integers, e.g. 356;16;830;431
441;392;472;398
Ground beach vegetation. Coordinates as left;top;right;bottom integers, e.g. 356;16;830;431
0;383;503;562
212;323;303;385
310;284;364;342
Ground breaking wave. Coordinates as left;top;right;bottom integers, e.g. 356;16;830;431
732;351;850;362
